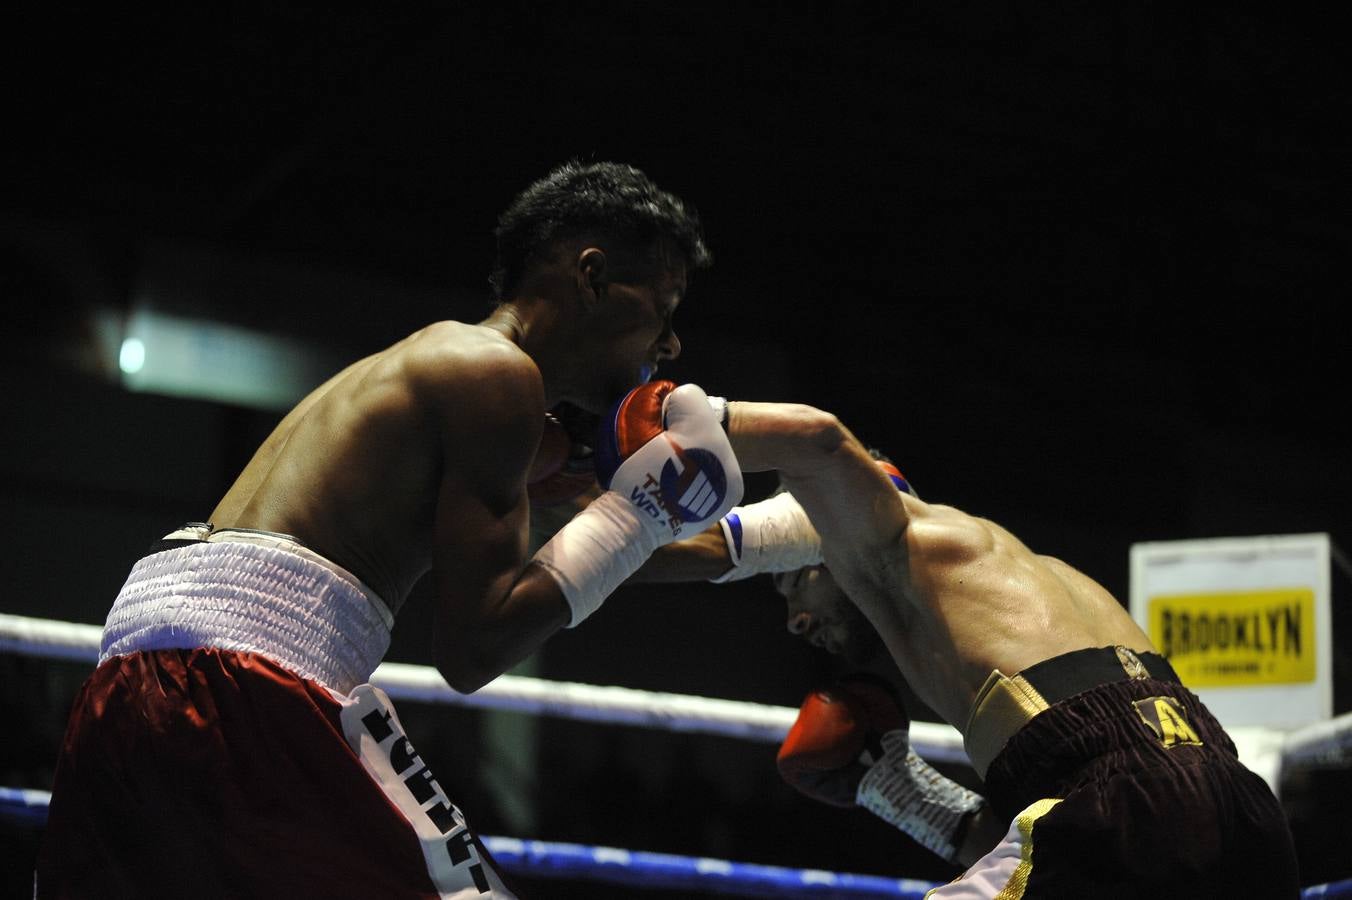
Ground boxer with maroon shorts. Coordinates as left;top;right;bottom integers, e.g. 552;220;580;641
37;162;742;898
639;401;1299;896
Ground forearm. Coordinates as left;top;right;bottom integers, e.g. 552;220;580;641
726;401;849;475
626;525;732;583
632;485;831;585
728;400;906;568
526;483;601;554
436;564;571;694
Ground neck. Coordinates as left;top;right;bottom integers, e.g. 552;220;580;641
481;304;527;345
481;298;573;408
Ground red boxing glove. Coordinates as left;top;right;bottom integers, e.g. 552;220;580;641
593;380;741;538
527;407;599;506
776;675;908;807
594;380;674;477
779;675;987;865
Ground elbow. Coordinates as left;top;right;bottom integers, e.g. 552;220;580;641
783;406;850;471
435;633;504;695
437;656;496;696
800;407;848;455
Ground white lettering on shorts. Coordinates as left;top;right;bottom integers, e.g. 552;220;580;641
338;684;514;898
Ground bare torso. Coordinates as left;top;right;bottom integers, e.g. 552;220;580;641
852;499;1155;730
209;320;537;613
728;400;1155;735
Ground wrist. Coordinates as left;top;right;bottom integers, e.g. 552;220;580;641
711;491;823;583
532;490;662;627
856;731;985;865
705;394;728;430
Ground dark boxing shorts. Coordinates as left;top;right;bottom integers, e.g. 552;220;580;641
945;646;1300;899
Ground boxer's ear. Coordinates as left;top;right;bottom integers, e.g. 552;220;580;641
577;247;607;309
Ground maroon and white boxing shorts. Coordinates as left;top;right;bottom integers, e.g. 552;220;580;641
36;526;516;899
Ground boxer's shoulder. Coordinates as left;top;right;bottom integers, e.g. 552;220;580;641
404;321;534;370
396;322;543;408
905;503;1001;562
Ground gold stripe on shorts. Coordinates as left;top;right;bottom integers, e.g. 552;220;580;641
993;798;1062;900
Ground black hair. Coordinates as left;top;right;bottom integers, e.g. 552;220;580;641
489;160;712;300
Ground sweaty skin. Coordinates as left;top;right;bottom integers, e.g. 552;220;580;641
720;401;1155;732
616;402;1131;867
208;239;687;694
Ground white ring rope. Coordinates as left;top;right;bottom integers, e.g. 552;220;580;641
0;612;970;764
8;612;1350;781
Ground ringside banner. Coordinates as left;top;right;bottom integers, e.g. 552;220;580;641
1129;534;1332;729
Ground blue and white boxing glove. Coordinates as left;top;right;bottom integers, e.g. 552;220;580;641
533;381;743;627
593;380;742;539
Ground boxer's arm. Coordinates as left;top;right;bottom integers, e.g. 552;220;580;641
427;352;572;694
624;523;733;582
435;376;743;691
726;402;909;582
526;481;602;555
525;487;736;583
631;489;825;583
630;402;885;586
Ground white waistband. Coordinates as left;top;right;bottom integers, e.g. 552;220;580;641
100;536;393;694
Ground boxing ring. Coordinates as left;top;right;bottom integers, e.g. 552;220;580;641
4;612;1351;898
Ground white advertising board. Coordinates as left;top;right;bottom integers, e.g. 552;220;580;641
1129;534;1331;729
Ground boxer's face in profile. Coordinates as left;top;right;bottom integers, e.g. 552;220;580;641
583;242;686;410
773;565;884;664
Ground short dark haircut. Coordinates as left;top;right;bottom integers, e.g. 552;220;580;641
490;160;712;300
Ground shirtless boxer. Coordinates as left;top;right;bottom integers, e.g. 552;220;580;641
640;397;1301;897
624;452;1008;868
35;162;742;899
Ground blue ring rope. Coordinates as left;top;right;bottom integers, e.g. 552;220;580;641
5;787;1349;898
2;786;927;897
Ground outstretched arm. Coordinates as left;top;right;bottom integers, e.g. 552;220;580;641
527;396;910;594
726;402;911;602
631;400;907;587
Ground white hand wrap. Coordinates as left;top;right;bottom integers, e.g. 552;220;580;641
531;490;661;627
711;491;823;583
705;394;728;428
856;730;985;864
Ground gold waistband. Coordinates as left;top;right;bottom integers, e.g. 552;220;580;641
963;669;1053;780
962;645;1163;779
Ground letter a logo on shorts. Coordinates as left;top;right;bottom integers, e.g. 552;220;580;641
659;440;727;525
1132;696;1204;749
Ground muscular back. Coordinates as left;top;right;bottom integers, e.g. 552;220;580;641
878;500;1155;731
730;401;1155;734
209;321;541;612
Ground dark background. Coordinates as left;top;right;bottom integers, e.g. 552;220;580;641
3;4;1349;895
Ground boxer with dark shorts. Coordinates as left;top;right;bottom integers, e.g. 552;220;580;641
634;401;1300;896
